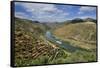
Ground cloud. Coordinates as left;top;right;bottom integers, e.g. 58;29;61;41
15;12;29;19
15;2;69;22
80;6;96;11
78;6;96;14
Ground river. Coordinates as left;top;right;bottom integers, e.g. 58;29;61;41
45;31;89;52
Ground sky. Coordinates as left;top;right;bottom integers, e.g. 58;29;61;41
14;2;97;22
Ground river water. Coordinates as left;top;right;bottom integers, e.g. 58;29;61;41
45;31;89;52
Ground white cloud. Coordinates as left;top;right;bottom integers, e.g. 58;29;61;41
78;6;96;14
15;2;69;22
78;11;84;14
80;6;96;11
78;16;95;19
15;12;29;19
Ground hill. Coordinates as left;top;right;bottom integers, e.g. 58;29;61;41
62;18;97;24
53;21;97;50
14;17;69;66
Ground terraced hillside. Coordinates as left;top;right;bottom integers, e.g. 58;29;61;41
14;18;69;66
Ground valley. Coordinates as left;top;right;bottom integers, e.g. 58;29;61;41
14;17;97;66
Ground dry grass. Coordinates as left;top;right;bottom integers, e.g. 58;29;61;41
53;22;97;50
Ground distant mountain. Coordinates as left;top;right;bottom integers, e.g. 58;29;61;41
63;18;97;24
15;17;40;23
71;18;84;23
84;18;97;23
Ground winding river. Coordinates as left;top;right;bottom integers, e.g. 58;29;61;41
45;31;89;52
